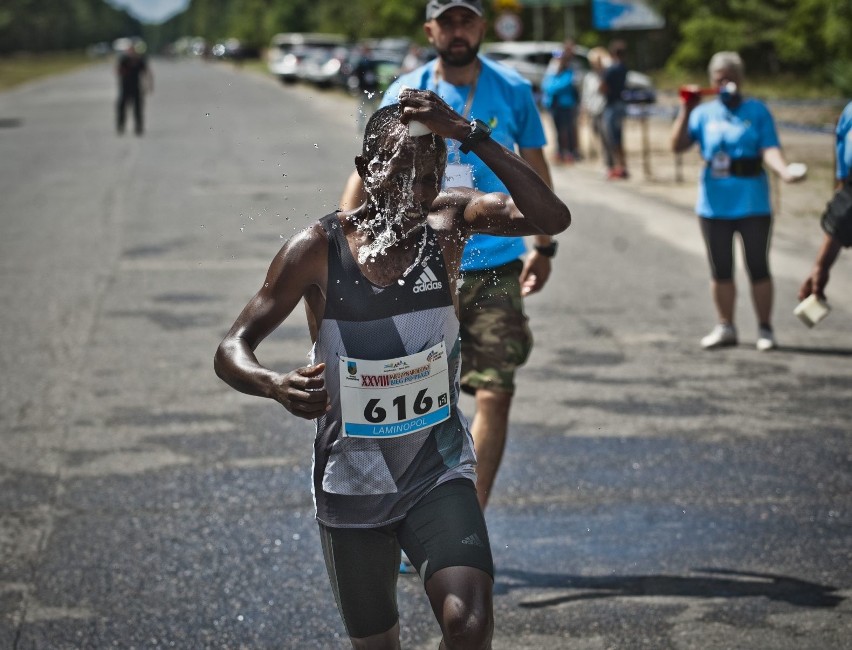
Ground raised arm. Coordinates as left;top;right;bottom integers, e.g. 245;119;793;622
398;89;571;236
671;94;698;153
214;225;330;419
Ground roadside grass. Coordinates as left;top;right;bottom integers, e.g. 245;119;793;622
0;53;95;92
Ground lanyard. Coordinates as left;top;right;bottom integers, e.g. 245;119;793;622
431;60;480;119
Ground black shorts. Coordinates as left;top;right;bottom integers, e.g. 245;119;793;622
318;478;493;639
699;215;772;282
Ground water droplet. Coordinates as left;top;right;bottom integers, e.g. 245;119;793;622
314;144;319;149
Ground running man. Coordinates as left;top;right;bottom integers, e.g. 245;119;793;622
214;89;570;648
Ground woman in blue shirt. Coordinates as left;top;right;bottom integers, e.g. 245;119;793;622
671;51;804;351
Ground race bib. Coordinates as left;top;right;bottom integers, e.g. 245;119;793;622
710;151;731;179
443;163;474;189
338;342;451;438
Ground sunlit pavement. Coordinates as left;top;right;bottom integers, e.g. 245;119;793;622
0;59;849;649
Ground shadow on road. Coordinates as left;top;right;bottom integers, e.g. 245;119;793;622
495;567;844;609
778;345;852;357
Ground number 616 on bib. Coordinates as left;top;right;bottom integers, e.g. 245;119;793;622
338;343;451;438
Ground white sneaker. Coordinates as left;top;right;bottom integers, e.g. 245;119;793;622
700;324;738;349
756;327;778;351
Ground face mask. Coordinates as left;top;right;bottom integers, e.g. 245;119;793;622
719;81;739;106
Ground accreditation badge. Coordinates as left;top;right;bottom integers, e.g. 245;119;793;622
443;163;474;189
338;342;451;438
710;151;731;179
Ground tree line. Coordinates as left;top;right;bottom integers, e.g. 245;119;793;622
2;0;850;93
0;0;142;55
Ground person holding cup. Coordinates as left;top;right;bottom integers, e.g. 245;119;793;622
671;51;805;351
798;100;852;306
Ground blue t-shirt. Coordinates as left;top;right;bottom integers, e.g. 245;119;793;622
836;101;852;181
687;97;780;219
542;69;576;110
382;56;547;271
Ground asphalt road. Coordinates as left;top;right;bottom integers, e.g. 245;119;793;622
1;59;850;650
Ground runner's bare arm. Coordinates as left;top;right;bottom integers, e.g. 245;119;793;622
398;89;571;236
214;224;330;419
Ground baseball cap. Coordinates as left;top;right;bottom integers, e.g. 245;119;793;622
425;0;484;21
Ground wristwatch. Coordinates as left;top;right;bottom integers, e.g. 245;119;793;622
534;242;558;258
459;118;492;154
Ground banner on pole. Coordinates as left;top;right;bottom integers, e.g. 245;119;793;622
592;0;665;30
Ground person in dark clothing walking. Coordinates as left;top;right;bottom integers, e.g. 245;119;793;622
600;39;628;179
116;42;153;136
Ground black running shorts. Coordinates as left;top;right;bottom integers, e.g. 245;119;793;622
699;215;772;281
318;478;493;639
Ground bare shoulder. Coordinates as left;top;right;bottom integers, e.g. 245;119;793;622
429;187;479;231
267;219;329;285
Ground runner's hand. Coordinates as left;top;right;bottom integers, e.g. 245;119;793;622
397;88;470;142
271;363;330;419
520;251;552;296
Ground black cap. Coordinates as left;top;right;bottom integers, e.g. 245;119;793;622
425;0;484;21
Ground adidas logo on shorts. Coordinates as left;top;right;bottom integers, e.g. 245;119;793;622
461;532;484;547
413;266;442;293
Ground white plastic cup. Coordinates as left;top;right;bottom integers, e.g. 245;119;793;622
408;121;431;137
786;162;808;181
794;294;831;328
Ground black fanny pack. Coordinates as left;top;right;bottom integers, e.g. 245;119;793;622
706;156;764;177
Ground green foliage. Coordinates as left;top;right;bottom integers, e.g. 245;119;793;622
0;0;142;55
658;0;851;93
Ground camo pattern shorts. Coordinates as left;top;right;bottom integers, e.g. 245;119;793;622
459;260;533;395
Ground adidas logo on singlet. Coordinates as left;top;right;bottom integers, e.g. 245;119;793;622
413;266;443;293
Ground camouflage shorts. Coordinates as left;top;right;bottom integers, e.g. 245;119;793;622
459;260;533;395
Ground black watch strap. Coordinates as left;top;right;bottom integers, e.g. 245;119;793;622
459;118;492;154
534;242;558;258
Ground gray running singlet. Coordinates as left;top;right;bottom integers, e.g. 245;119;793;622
310;212;477;528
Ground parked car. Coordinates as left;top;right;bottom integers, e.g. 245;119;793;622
298;46;353;88
481;41;656;103
267;33;349;83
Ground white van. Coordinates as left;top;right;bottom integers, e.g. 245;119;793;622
267;33;349;83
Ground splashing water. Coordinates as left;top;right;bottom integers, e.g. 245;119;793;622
355;123;442;275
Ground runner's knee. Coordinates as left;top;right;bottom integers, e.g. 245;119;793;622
440;595;493;650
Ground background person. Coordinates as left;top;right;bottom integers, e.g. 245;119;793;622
116;40;152;135
542;40;580;164
580;46;611;164
339;0;557;516
215;90;570;650
798;100;852;302
600;39;629;179
671;51;805;351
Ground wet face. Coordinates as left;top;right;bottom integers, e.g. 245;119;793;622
425;7;485;68
363;124;444;222
355;124;446;263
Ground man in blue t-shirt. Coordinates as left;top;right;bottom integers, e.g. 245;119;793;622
339;0;558;516
799;100;852;301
